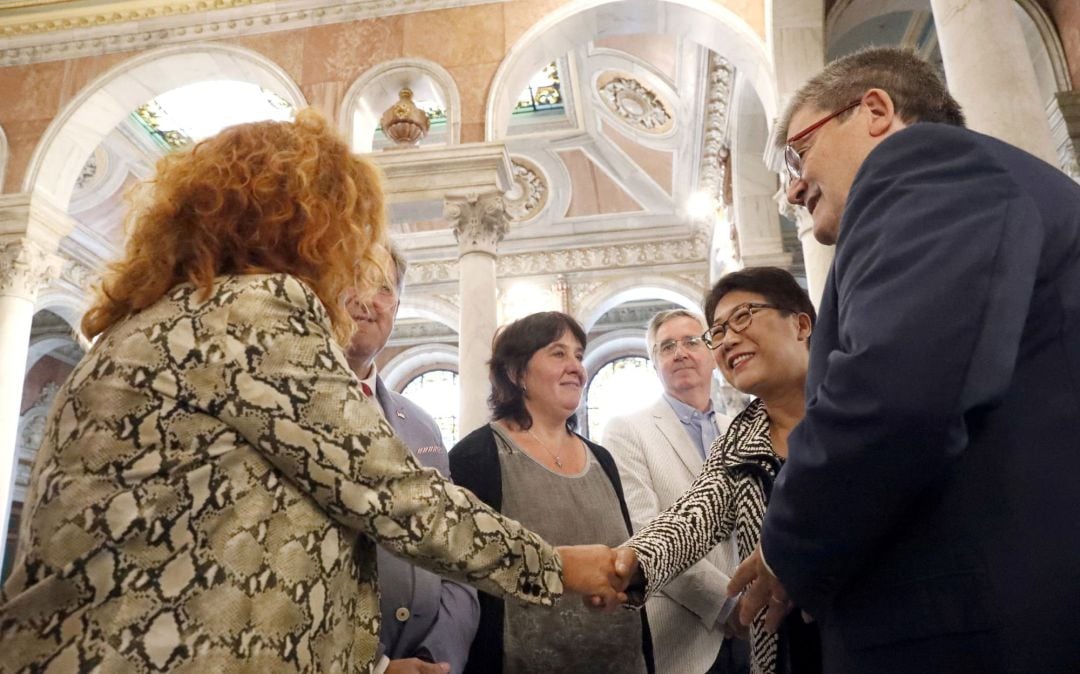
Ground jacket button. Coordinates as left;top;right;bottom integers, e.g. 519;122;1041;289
395;607;410;622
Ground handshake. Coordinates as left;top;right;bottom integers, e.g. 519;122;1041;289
556;544;643;612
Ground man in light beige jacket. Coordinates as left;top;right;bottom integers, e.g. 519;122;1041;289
604;309;746;674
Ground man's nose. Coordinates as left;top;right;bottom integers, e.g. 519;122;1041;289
785;176;807;206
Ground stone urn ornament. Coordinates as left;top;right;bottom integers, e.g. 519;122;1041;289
380;88;430;146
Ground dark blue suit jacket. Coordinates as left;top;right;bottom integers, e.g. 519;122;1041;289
374;378;479;672
761;124;1080;673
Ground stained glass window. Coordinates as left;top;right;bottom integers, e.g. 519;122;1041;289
514;61;563;115
131;80;294;151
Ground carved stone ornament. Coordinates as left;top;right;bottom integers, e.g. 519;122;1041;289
61;260;96;291
700;55;736;208
15;381;60;499
0;239;64;299
407;228;709;285
598;74;672;133
0;0;496;67
504;159;548;222
444;192;509;255
380;88;430;146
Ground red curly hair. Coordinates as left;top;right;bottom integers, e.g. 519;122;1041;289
81;108;389;345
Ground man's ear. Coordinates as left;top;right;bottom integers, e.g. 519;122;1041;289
862;88;898;138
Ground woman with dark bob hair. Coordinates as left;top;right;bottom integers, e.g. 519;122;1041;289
0;111;625;673
618;267;822;674
450;311;655;674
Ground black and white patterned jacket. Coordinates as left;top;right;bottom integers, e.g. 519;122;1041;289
626;398;784;674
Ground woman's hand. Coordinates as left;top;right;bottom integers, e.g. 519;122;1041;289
557;545;628;612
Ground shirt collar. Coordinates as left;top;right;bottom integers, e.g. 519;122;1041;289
663;392;714;423
361;364;379;397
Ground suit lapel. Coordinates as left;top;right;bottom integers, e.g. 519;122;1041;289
374;377;408;439
651;398;703;478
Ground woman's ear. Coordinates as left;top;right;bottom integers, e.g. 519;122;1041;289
796;313;813;342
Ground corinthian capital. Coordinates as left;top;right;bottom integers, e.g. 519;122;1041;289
445;191;509;256
0;239;64;300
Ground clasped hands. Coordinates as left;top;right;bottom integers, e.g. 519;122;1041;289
559;543;795;633
556;545;641;612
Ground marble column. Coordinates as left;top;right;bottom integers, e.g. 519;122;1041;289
931;0;1058;164
775;187;832;309
0;239;62;566
445;191;509;437
770;0;833;299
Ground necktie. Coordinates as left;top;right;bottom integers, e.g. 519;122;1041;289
361;382;373;397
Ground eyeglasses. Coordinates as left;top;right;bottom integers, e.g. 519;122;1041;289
701;303;782;349
784;99;861;181
654;335;707;359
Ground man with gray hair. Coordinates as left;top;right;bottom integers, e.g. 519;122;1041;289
604;309;746;674
344;244;479;674
727;47;1080;673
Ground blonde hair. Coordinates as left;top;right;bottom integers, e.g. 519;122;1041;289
82;108;389;345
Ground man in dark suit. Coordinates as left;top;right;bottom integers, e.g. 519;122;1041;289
345;244;479;674
727;47;1080;673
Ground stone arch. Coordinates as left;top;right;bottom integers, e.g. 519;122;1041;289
340;57;462;152
382;344;459;393
485;0;776;141
23;42;306;211
583;328;649;377
397;294;460;333
576;275;704;332
1014;0;1073;93
34;286;88;332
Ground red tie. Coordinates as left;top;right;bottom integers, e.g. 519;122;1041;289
361;382;373;397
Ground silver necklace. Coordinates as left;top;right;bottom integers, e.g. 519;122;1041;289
527;428;566;468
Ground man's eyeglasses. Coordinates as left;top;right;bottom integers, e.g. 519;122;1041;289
654;336;707;359
784;99;861;181
701;303;783;349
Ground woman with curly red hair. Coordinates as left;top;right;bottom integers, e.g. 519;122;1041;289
1;110;622;673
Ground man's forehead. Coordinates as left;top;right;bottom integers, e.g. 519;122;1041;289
658;315;706;337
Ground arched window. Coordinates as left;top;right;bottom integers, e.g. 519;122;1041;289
401;369;460;447
585;356;662;440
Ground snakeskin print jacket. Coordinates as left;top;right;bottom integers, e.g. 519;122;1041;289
0;274;562;673
626;398;785;674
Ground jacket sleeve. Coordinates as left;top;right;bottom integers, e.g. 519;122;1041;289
603;414;734;627
760;126;1044;615
200;275;562;607
413;415;480;673
622;430;738;602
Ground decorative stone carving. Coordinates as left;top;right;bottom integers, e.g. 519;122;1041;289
60;260;96;291
568;282;602;315
75;152;98;191
675;270;710;296
0;239;64;299
504;159;548;222
380;88;430;146
445;192;509;256
597;73;672;133
700;54;736;208
405;229;710;285
0;0;496;66
15;381;60;500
